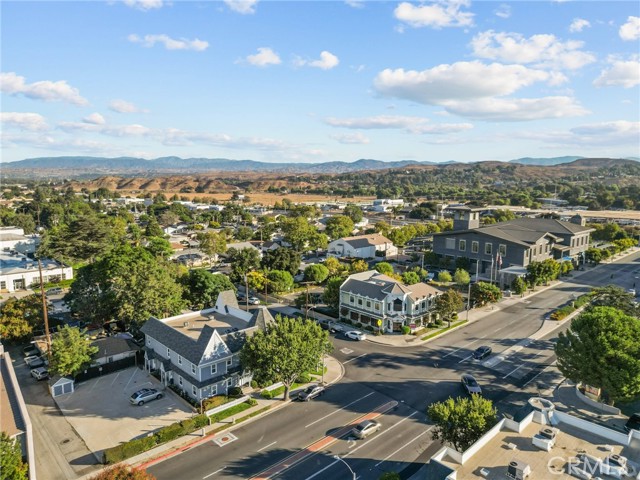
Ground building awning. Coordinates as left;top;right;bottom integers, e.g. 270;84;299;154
561;256;573;262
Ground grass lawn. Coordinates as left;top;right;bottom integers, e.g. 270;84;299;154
421;320;468;341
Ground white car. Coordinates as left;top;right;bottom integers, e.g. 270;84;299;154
248;296;260;305
345;330;366;341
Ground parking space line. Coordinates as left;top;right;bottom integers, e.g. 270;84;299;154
458;355;473;364
374;427;432;467
110;371;121;386
522;362;556;387
124;367;138;392
305;392;374;428
503;364;526;379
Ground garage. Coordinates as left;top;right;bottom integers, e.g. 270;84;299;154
50;375;75;397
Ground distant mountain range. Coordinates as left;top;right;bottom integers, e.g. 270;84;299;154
2;155;638;178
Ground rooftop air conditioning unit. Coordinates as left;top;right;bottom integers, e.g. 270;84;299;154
507;460;531;480
539;427;557;440
607;454;627;468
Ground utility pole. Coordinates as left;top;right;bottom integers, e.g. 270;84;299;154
37;258;52;365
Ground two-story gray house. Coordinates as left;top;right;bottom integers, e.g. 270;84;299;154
140;290;275;402
432;206;594;286
339;270;443;333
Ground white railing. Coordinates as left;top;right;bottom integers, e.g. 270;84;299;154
205;395;249;416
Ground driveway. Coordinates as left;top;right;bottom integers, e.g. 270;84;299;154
54;366;194;456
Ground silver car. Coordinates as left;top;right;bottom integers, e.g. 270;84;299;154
130;388;163;406
461;374;482;395
297;384;325;401
352;419;381;439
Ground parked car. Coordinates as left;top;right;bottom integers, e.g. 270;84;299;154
248;297;260;305
130;388;163;406
46;287;63;295
473;346;492;361
297;384;325;401
345;330;366;341
352;419;381;439
30;367;49;381
23;345;39;357
625;413;640;433
461;374;482;395
25;356;45;369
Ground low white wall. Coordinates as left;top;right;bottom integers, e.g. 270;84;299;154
205;395;249;416
461;418;506;464
575;386;621;415
554;410;630;445
504;411;535;433
264;382;284;392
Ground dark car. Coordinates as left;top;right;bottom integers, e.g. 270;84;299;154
23;345;39;357
625;413;640;433
297;384;325;401
130;388;163;406
473;346;492;361
461;374;482;395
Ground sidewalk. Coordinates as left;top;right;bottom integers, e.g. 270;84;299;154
82;354;344;476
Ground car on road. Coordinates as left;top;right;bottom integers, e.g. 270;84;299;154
46;287;64;296
461;374;482;395
25;355;45;369
297;384;325;401
352;419;381;439
130;388;163;406
30;367;49;381
248;296;260;305
625;413;640;433
345;330;366;341
473;346;492;361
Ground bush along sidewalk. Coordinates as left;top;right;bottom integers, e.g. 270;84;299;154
549;293;591;321
103;398;257;464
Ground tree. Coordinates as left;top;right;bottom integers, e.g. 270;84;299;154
50;326;99;377
453;269;470;287
0;431;28;480
0;295;43;340
323;276;345;310
511;276;527;296
427;396;497;452
350;259;369;273
240;316;332;400
437;270;452;283
144;237;173;259
90;465;156;480
158;210;179;227
144;216;164;238
323;257;344;276
267;270;294;293
555;307;640;402
304;264;329;284
526;259;561;287
246;270;267;292
470;282;502;307
227;247;261;283
375;262;394;276
181;270;235;310
434;289;463;326
589;285;638;317
402;271;420;285
197;231;227;266
343;204;363;224
280;217;319;252
235;226;254;242
261;248;301;276
325;215;355;240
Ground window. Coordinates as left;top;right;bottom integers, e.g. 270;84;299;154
459;240;466;251
0;281;5;290
226;358;232;367
227;378;233;387
211;384;217;396
178;376;183;386
375;303;380;310
191;364;196;374
366;301;371;308
192;385;197;396
211;363;217;374
167;347;170;357
499;244;506;256
178;355;182;365
358;298;362;305
471;241;479;254
350;296;354;303
108;356;113;363
445;238;455;250
485;243;492;255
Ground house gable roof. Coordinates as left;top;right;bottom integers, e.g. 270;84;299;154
341;270;439;301
338;234;393;249
216;290;239;310
91;337;139;359
250;307;276;330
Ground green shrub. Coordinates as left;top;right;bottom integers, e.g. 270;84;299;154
250;380;258;389
412;327;427;336
103;435;156;464
192;414;209;429
297;373;311;384
202;395;231;412
228;387;243;398
154;422;185;444
261;389;273;399
247;398;257;406
401;325;411;335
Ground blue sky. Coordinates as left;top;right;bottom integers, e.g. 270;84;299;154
1;0;639;164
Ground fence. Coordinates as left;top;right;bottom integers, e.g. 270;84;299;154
75;352;143;383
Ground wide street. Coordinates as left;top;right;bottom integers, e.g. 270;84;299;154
149;251;640;480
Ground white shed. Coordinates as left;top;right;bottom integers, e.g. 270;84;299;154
49;375;75;397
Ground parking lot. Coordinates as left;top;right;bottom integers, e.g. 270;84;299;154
54;366;194;455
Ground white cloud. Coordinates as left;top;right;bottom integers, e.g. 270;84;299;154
1;132;118;155
122;0;164;11
444;96;589;121
224;0;258;14
593;56;640;88
345;0;365;8
394;0;474;29
470;30;595;70
374;61;565;104
494;4;511;19
0;72;88;106
0;112;49;131
331;132;370;144
57;121;151;137
295;51;340;70
128;34;209;51
619;16;640;41
245;47;281;67
409;123;473;134
109;99;145;113
519;121;640;147
325;115;428;129
569;18;590;33
83;113;106;125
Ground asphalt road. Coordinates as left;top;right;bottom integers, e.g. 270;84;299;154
149;251;640;480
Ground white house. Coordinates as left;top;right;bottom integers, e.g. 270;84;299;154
339;270;443;333
372;199;404;212
0;251;73;293
0;227;39;254
328;234;397;260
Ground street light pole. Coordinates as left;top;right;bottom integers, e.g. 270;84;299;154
37;258;52;365
333;455;356;480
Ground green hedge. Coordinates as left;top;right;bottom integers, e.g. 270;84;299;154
103;399;254;464
549;294;591;321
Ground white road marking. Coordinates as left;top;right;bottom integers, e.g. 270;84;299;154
522;362;556;388
123;367;139;392
458;355;473;364
257;441;277;452
340;348;354;355
110;371;121;386
442;339;477;358
343;353;367;365
203;467;225;479
305;392;374;428
503;364;526;379
374;427;432;467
